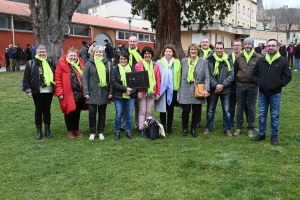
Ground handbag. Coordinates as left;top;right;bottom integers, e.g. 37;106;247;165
194;83;205;98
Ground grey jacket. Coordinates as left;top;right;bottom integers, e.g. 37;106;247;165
207;55;234;94
82;56;112;105
179;57;210;104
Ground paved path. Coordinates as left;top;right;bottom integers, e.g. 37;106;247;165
0;65;25;72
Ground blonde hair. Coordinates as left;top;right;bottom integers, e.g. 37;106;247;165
188;43;200;57
67;46;78;55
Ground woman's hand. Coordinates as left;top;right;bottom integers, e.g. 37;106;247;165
85;95;90;99
126;87;132;95
138;92;142;99
58;95;64;100
203;91;209;97
27;93;32;98
155;94;160;100
108;94;112;99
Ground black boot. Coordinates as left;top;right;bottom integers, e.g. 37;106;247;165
45;124;52;138
114;131;120;141
36;125;43;140
126;132;134;140
182;129;188;137
191;128;198;138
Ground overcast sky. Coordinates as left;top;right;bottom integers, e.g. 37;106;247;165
262;0;300;8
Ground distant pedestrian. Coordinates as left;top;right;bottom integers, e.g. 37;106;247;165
7;44;16;72
5;48;10;71
287;42;295;68
31;44;36;59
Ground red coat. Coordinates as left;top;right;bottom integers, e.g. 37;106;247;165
55;55;85;114
135;60;161;97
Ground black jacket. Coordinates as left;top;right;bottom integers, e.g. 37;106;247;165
111;65;137;99
105;43;114;59
293;45;300;59
287;45;295;55
252;55;291;96
22;57;56;94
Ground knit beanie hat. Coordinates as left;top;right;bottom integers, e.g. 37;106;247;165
243;38;254;46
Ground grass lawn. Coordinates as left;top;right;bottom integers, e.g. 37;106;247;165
0;70;299;199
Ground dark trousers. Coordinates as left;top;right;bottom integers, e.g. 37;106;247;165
88;104;107;134
182;104;201;129
64;102;83;131
236;84;258;130
229;92;237;128
288;54;294;67
32;93;53;125
160;91;177;130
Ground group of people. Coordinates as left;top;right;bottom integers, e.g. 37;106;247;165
4;44;36;72
22;36;291;145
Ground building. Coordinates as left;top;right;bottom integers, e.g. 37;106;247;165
0;0;155;66
88;0;153;32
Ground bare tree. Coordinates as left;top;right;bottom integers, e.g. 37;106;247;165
28;0;82;64
268;6;298;40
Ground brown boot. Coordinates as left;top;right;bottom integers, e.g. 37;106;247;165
74;130;83;137
67;131;75;139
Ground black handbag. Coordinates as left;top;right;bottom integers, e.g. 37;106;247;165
145;125;159;140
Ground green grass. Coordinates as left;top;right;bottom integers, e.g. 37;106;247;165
0;70;300;199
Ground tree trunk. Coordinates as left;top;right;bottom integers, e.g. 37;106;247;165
28;0;81;65
154;0;185;60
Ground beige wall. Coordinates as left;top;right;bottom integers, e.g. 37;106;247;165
250;30;287;45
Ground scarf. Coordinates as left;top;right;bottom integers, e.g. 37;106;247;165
201;48;212;58
187;56;199;82
243;49;254;63
94;57;107;87
142;59;156;94
35;55;55;86
212;52;232;75
128;47;142;66
231;52;236;63
66;58;83;75
118;64;132;99
161;57;181;91
265;52;281;65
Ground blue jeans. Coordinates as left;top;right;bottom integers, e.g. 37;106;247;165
236;84;258;130
258;93;281;137
295;58;300;70
205;93;231;131
114;98;135;132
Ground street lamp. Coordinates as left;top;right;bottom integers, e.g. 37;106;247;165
127;17;132;35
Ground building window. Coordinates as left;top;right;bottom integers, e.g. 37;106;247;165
150;35;155;42
215;14;218;22
139;34;144;41
221;36;224;43
72;24;89;36
252;10;254;18
247;8;250;16
232;19;234;26
0;15;9;29
116;31;155;42
243;6;245;15
238;3;240;12
118;31;125;40
14;19;32;31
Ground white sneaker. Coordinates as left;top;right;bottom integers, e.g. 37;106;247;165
89;134;95;141
234;129;242;136
293;69;298;72
247;130;254;138
99;133;105;140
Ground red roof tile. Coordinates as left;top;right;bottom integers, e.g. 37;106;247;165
0;0;153;34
